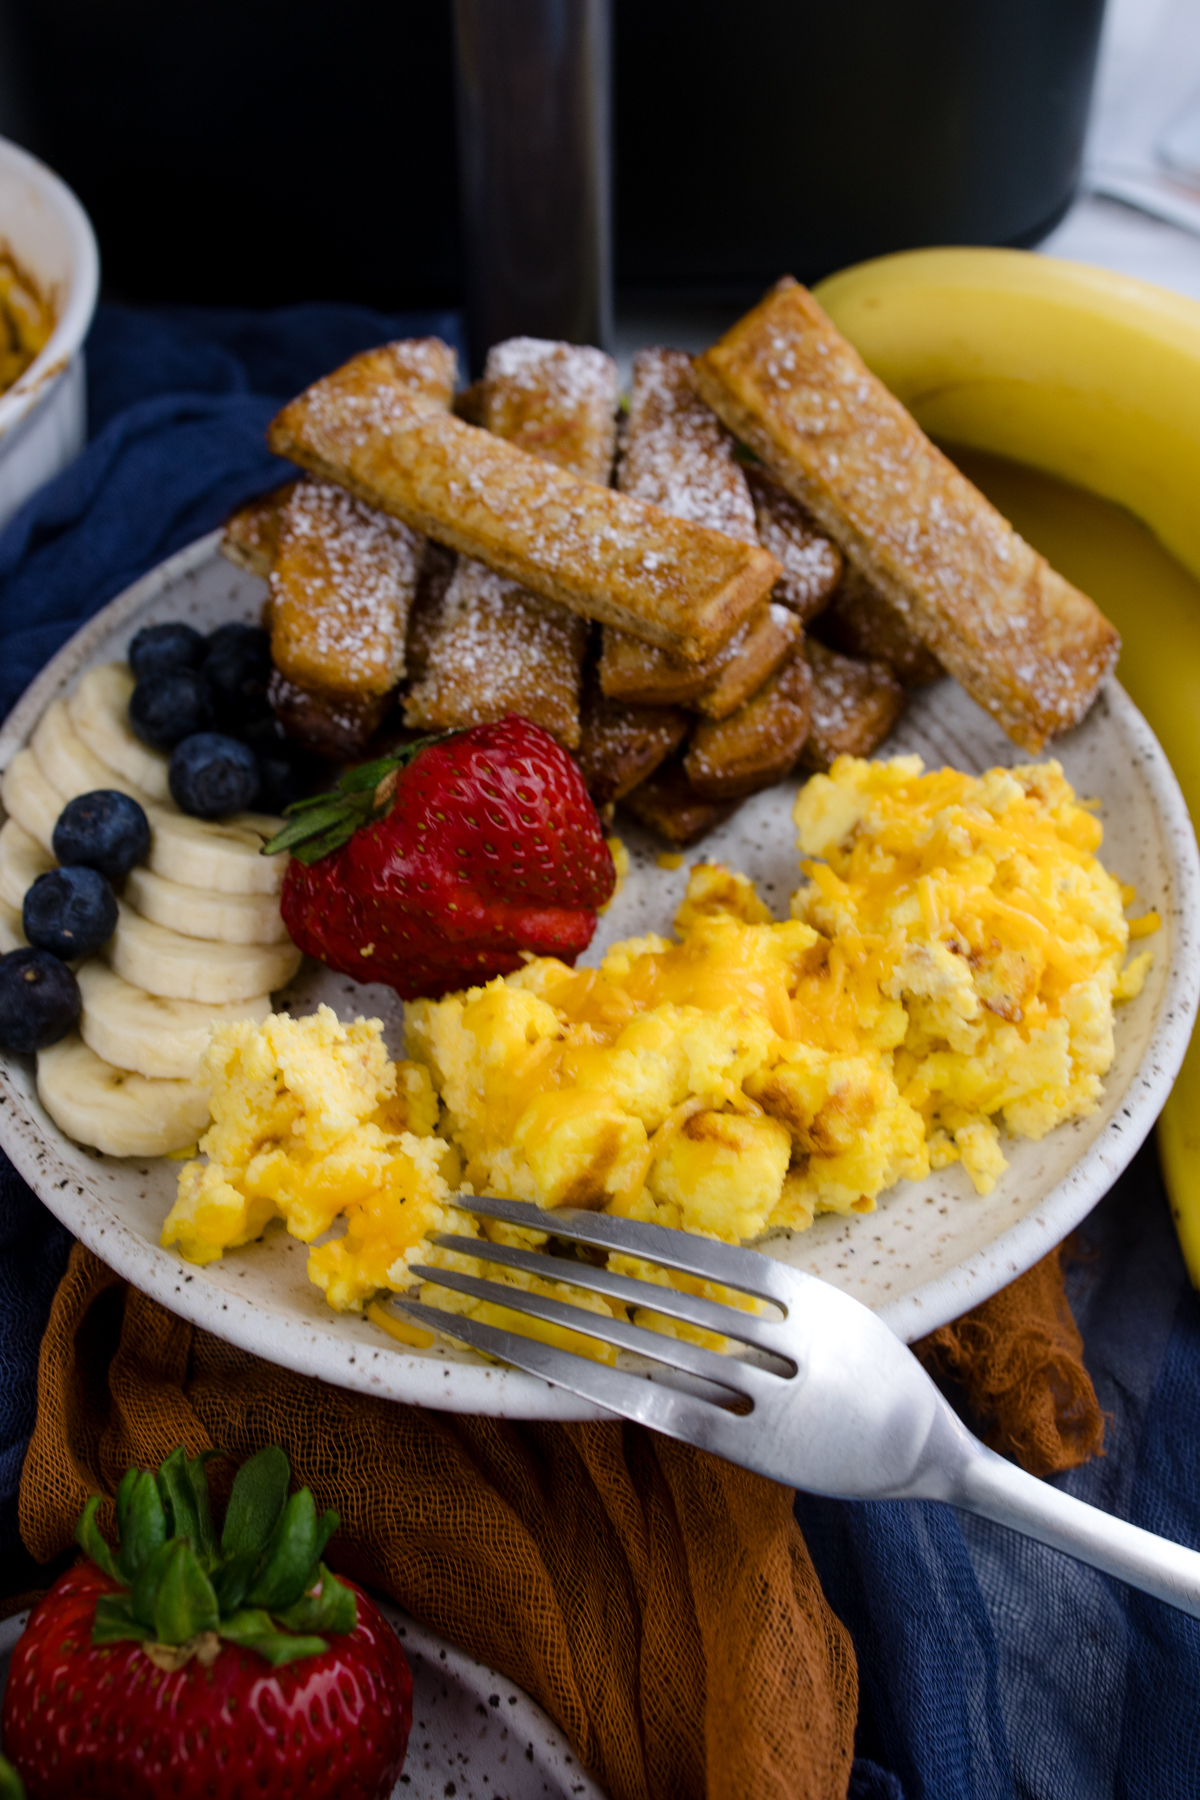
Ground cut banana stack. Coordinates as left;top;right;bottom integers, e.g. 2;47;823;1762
36;1034;214;1160
0;658;302;1158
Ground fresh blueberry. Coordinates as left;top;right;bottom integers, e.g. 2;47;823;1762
203;635;272;735
0;948;81;1053
52;790;151;880
129;669;215;751
169;732;260;818
128;621;206;682
23;867;118;960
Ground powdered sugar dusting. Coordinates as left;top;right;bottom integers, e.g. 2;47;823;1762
745;466;842;621
281;342;776;658
297;338;458;448
484;339;618;485
803;640;904;767
270;478;422;695
404;556;587;748
702;288;1119;746
619;349;758;543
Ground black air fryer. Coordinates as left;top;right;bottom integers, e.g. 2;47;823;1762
2;0;1105;309
614;0;1107;298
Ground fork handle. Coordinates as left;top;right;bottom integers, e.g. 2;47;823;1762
951;1445;1200;1618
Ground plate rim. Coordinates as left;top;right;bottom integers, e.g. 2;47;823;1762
1;532;1197;1410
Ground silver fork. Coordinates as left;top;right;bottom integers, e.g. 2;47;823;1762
388;1195;1200;1619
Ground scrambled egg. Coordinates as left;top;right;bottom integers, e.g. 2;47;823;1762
161;1006;457;1311
163;757;1155;1330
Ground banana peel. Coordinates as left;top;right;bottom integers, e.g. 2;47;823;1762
814;247;1200;1283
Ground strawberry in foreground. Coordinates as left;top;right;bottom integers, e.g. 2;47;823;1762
1;1445;411;1800
270;714;616;999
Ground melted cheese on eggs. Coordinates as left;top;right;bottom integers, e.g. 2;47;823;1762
163;757;1153;1341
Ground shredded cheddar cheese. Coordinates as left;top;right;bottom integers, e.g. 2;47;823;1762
163;757;1155;1350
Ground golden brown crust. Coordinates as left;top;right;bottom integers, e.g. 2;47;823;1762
620;757;737;846
743;465;842;622
403;341;615;749
268;344;780;664
816;564;943;686
684;644;813;800
618;347;758;542
595;352;789;720
402;558;588;748
267;668;390;761
799;639;906;772
483;338;618;484
598;626;720;707
221;482;297;579
694;602;802;720
598;601;801;721
575;684;689;805
694;280;1119;751
269;479;423;699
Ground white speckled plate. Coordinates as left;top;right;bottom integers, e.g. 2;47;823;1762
0;532;1197;1417
0;1601;608;1798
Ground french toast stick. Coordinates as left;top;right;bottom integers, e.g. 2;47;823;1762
482;338;618;482
816;563;943;686
267;669;390;761
743;465;842;622
268;342;780;663
684;644;813;800
222;483;296;579
270;478;424;698
618;347;757;541
800;639;906;771
693;603;802;718
602;347;789;716
404;558;588;747
693;280;1119;751
576;682;689;806
599;600;800;717
621;756;737;847
404;340;611;747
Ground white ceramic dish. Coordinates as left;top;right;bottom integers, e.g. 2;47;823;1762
0;532;1196;1419
0;1602;607;1800
0;134;99;533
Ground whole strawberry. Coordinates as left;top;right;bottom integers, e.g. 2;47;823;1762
271;715;616;998
1;1445;411;1800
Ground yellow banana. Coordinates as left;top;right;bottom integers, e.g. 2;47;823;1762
813;247;1200;1282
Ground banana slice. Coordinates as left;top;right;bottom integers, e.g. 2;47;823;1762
31;699;157;812
0;894;27;953
37;1031;210;1157
68;662;171;802
108;901;301;1003
125;866;289;946
1;748;66;852
147;811;287;897
0;817;55;911
77;961;271;1080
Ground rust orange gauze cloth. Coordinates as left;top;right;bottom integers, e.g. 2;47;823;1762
18;1240;1105;1800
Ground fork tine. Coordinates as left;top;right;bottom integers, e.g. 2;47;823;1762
408;1263;773;1401
451;1194;800;1306
433;1233;791;1357
387;1291;744;1452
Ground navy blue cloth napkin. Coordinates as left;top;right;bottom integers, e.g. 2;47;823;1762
1;302;1199;1800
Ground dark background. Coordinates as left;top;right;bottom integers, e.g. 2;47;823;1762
0;0;1105;310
